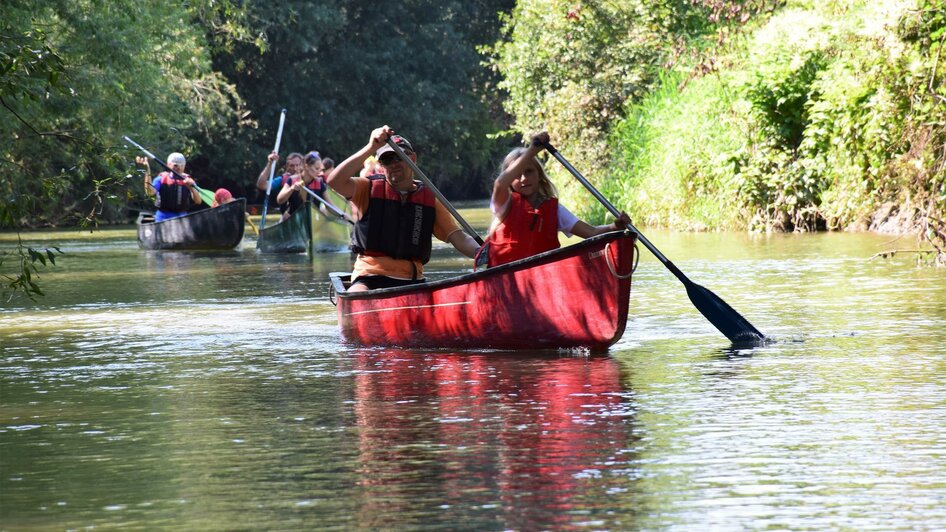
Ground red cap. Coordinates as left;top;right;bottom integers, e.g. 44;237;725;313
212;188;233;207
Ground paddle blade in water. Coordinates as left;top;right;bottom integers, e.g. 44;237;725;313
685;281;765;344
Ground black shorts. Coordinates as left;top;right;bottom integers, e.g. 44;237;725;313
350;275;426;291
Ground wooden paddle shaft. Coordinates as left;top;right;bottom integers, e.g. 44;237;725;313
265;109;287;197
544;143;670;266
260;109;287;234
385;138;484;246
301;187;354;225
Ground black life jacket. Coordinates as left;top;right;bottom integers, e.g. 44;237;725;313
282;176;327;216
156;172;195;212
274;173;293;215
351;176;436;263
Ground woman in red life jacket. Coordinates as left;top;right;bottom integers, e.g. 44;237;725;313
136;152;202;222
483;132;630;268
276;151;328;220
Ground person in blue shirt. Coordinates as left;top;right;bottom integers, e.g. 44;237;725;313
136;152;202;222
256;151;304;194
275;151;330;220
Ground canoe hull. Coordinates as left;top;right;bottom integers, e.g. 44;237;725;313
257;201;350;254
137;199;246;250
330;231;636;351
256;202;310;253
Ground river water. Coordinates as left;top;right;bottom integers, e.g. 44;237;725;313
2;207;945;530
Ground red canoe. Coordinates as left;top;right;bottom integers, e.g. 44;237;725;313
329;230;637;351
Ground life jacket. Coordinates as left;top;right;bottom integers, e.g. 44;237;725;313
351;176;436;264
156;172;195;213
487;193;560;267
274;172;293;215
282;175;327;216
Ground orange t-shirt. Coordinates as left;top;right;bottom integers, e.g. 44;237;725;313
349;176;462;280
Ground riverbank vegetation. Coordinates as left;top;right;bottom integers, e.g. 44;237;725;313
492;0;944;263
2;0;943;299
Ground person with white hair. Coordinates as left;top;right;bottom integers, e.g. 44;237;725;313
136;152;202;221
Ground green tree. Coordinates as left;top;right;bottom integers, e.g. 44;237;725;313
488;0;781;220
0;0;251;300
206;0;515;200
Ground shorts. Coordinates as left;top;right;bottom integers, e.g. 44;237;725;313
350;275;427;291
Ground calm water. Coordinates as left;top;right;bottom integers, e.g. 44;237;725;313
2;208;945;530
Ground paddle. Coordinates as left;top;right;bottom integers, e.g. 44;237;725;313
543;142;765;344
385;138;484;245
124;136;215;205
299;187;355;225
260;109;287;235
244;213;259;235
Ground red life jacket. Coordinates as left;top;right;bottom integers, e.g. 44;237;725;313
157;172;195;212
351;176;436;264
487;193;560;267
283;175;327;216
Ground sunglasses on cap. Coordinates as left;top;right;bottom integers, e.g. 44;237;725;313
378;152;412;166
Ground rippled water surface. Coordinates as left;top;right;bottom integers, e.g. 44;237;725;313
2;212;945;530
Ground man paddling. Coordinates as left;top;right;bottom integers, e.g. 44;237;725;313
256;151;303;218
326;126;479;292
137;152;202;222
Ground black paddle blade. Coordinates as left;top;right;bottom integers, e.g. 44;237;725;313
684;280;765;344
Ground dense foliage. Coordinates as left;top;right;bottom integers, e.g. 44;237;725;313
604;0;944;264
487;0;672;207
0;0;251;299
487;0;783;220
1;1;513;299
203;0;515;200
1;0;249;228
2;0;943;301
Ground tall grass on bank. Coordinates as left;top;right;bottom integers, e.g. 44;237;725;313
604;70;749;230
601;0;944;264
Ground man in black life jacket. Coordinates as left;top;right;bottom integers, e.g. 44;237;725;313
326;125;479;292
137;152;202;222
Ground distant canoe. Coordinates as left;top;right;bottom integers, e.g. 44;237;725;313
137;198;246;250
257;200;351;254
329;231;636;351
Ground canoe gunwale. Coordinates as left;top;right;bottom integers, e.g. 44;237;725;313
329;229;637;300
330;229;637;350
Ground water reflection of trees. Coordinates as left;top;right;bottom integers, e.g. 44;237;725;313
352;351;640;529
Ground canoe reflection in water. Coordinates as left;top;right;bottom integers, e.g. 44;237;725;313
352;351;637;529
